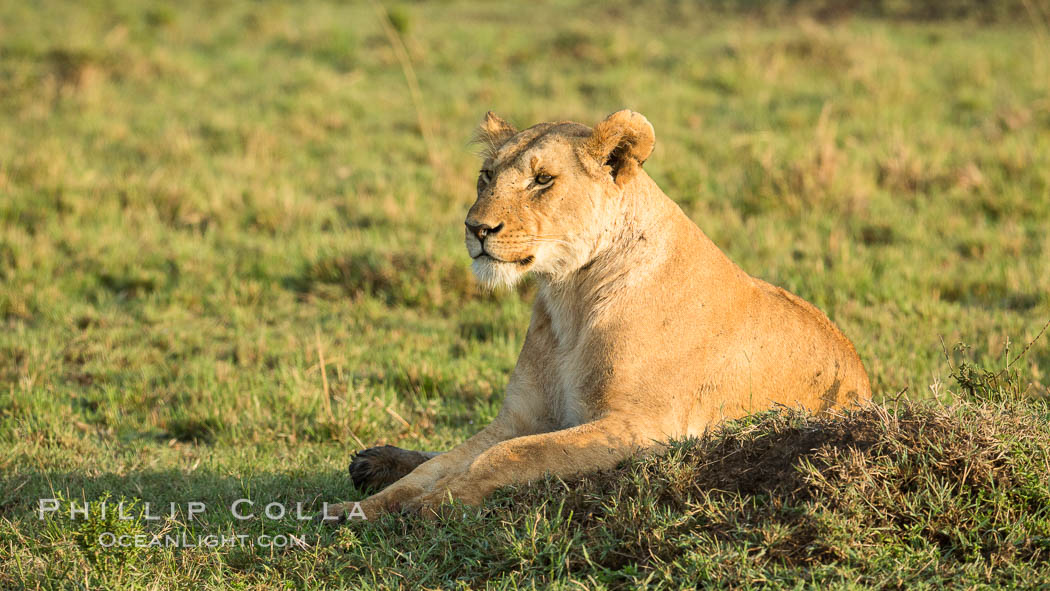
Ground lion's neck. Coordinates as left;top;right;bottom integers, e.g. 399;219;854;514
538;173;678;336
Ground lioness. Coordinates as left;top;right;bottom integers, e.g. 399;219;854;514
324;110;871;521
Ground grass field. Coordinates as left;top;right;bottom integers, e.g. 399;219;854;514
2;0;1050;588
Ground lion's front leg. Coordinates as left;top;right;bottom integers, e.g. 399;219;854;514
321;319;557;524
317;462;445;524
319;416;531;524
411;415;666;514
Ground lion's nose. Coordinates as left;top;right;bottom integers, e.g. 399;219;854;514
466;221;503;241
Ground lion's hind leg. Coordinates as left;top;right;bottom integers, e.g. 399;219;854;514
349;446;442;492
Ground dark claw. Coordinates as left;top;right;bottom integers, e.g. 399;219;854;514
313;508;346;526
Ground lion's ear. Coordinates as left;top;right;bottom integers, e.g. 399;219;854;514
473;111;517;159
585;110;655;185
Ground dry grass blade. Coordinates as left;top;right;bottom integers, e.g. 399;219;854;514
369;0;446;182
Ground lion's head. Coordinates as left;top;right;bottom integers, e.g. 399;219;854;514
464;110;656;288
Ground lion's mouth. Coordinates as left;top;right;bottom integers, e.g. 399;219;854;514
473;253;534;267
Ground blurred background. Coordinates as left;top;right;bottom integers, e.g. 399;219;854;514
1;0;1049;471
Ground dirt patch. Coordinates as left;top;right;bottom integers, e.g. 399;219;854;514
492;401;1050;572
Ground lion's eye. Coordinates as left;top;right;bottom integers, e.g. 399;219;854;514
479;170;492;184
535;173;554;185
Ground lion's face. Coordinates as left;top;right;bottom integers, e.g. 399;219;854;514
465;123;611;288
465;111;656;288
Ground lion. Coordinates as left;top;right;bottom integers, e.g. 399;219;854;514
321;110;872;522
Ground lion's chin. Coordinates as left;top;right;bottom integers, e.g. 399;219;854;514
471;255;531;290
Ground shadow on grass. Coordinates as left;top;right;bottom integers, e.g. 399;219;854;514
1;466;386;588
1;467;366;533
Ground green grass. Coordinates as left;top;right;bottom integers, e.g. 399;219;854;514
1;0;1049;588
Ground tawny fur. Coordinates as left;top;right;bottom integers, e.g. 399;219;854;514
326;110;872;521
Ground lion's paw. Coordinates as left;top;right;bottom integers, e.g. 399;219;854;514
348;445;432;492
